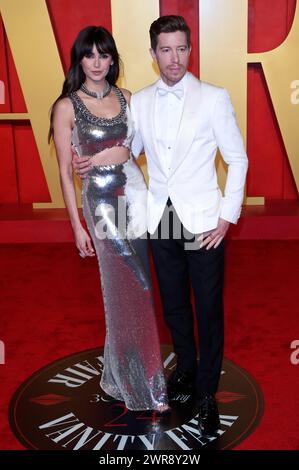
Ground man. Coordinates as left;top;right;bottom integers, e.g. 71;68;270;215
73;16;248;437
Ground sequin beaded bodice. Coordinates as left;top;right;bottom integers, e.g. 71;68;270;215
69;86;133;157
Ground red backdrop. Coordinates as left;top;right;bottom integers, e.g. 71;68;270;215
0;0;298;205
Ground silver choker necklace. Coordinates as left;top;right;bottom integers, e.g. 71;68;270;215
80;81;111;99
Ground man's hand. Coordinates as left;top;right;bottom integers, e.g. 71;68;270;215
198;218;230;250
72;147;91;179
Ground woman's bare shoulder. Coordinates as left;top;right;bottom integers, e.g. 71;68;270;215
120;88;132;104
54;96;73;113
52;97;74;125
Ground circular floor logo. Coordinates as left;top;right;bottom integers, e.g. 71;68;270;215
9;346;263;450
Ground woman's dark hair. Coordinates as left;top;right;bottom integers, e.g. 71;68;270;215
49;25;120;142
149;15;191;51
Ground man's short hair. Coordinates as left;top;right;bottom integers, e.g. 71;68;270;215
149;15;191;51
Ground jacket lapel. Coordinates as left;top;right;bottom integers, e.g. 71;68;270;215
170;74;202;175
141;81;166;173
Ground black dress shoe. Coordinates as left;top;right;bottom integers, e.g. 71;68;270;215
197;394;220;437
167;369;196;404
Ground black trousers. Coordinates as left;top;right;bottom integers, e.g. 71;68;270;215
150;199;224;395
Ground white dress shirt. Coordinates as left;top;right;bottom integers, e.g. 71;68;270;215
154;72;189;177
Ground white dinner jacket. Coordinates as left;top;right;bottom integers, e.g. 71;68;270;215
130;72;248;235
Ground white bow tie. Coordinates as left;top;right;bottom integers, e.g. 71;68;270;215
157;85;184;100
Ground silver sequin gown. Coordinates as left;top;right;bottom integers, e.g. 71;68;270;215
69;87;168;411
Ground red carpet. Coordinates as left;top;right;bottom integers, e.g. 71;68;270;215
0;241;299;450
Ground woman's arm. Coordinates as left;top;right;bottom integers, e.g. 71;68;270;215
53;98;95;257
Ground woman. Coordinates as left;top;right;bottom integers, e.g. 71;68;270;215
49;26;168;412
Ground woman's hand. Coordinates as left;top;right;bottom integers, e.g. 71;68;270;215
74;226;95;257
